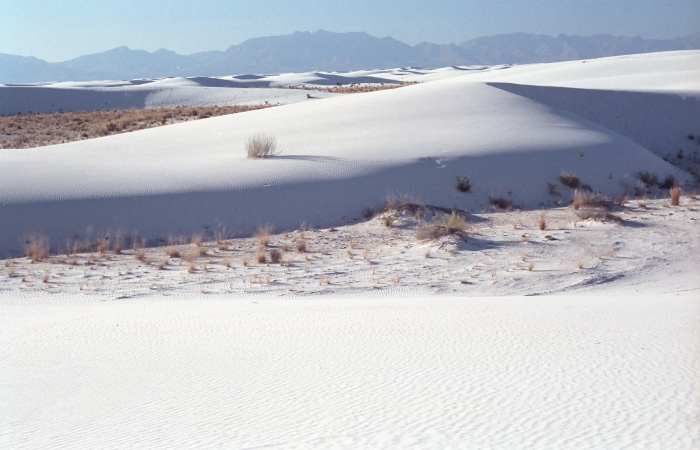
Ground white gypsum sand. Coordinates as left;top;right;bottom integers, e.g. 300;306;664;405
1;51;699;449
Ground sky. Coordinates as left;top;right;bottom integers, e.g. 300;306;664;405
1;0;698;61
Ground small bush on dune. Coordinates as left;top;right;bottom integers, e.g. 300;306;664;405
246;133;278;158
572;190;612;210
455;175;472;193
255;247;267;264
416;211;468;240
255;225;274;247
25;235;50;262
658;174;677;190
670;186;682;206
637;171;658;187
490;197;513;210
575;209;625;225
269;248;283;263
559;172;580;189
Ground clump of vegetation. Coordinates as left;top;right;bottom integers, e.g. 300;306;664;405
415;211;469;240
25;235;50;262
559;171;581;189
670;186;682;206
490;197;514;210
538;211;546;231
269;248;283;263
637;171;658;187
455;175;471;193
255;247;267;264
658;174;677;190
381;215;396;227
255;225;274;247
572;190;612;210
575;210;625;225
246;133;278;158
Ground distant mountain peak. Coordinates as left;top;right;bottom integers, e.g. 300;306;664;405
1;31;699;83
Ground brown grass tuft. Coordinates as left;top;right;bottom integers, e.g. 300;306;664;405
255;247;267;264
25;235;50;262
416;211;469;240
255;225;274;247
572;190;612;210
559;171;580;189
490;197;513;210
246;133;278;158
538;211;546;230
269;248;283;263
670;186;681;206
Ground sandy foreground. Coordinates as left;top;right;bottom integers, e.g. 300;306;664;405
1;197;699;449
1;51;700;448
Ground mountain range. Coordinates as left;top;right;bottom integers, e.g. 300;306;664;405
2;29;699;84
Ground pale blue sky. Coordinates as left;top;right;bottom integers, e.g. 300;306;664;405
1;0;698;61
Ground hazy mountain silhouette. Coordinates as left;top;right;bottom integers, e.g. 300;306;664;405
1;30;698;83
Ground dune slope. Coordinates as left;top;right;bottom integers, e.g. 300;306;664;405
2;52;697;256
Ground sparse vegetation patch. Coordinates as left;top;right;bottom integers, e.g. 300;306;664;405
559;172;580;189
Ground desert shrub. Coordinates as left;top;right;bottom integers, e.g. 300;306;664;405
538;211;546;230
637;171;658;187
455;175;471;193
255;225;274;247
415;211;468;240
658;174;677;189
547;182;561;196
670;186;681;206
270;248;283;263
255;247;267;264
575;210;624;225
296;238;307;252
381;215;395;227
559;171;580;189
246;133;278;158
572;190;612;210
25;235;50;262
490;197;513;210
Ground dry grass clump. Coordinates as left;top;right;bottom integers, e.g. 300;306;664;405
455;175;472;193
269;248;283;263
1;104;274;149
670;186;682;206
312;81;418;94
296;238;308;252
255;247;267;264
490;197;513;210
637;171;658;187
381;215;396;227
416;211;469;240
165;246;180;258
246;133;278;158
255;225;274;247
658;174;678;190
559;171;580;189
575;209;625;225
572;190;612;210
538;211;546;230
25;235;50;262
135;249;148;263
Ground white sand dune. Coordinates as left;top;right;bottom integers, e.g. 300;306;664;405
1;52;699;449
1;51;697;257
